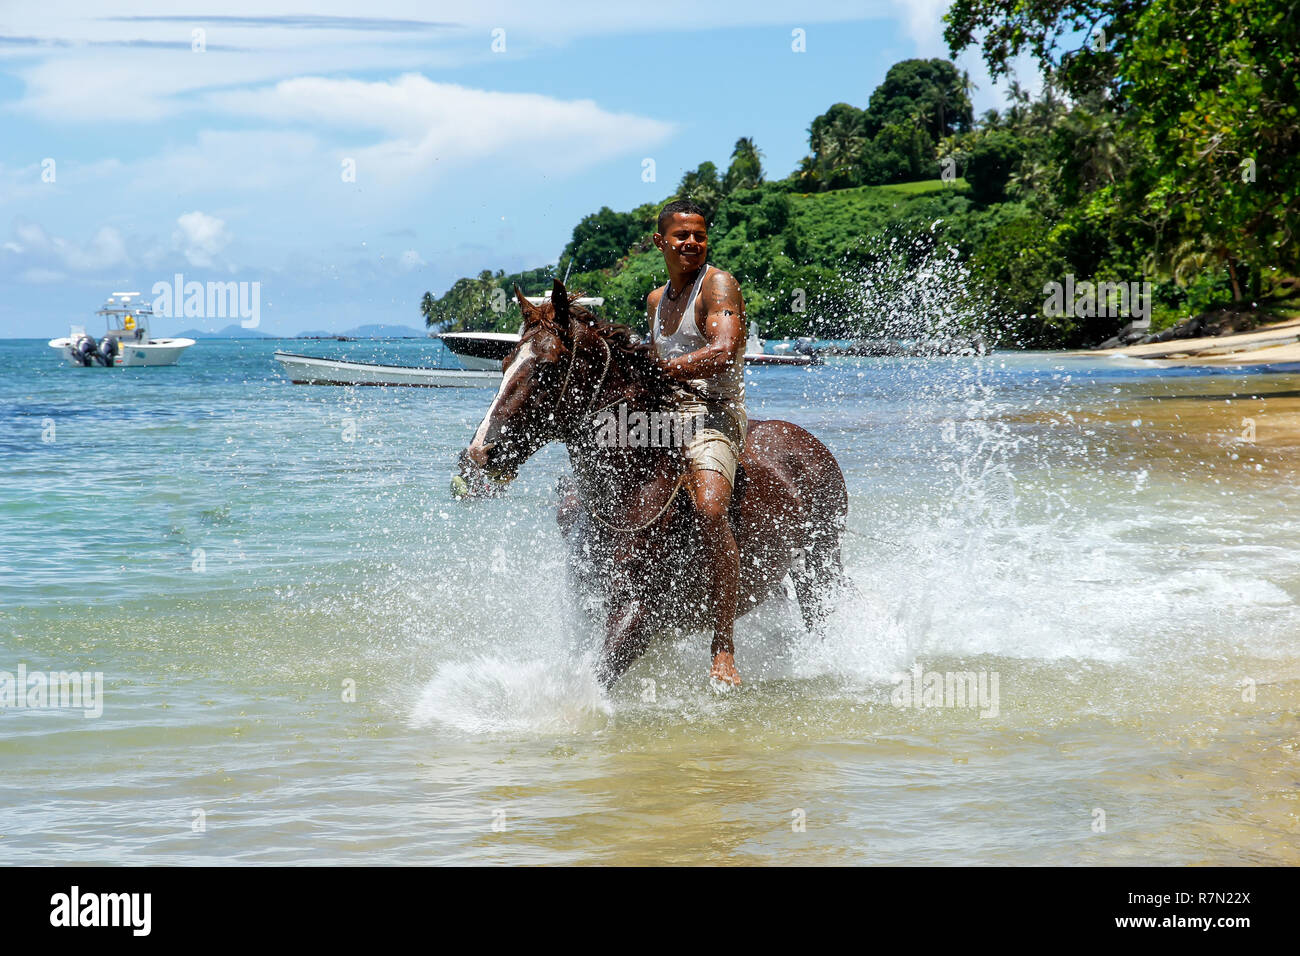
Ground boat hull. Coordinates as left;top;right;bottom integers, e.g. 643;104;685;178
274;352;502;387
743;351;817;366
438;332;521;370
48;338;195;367
441;332;817;369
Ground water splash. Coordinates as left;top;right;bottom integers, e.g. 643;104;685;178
799;227;996;344
409;652;611;734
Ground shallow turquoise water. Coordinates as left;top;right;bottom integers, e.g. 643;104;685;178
2;338;1298;864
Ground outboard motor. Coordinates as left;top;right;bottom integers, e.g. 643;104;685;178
71;333;99;366
98;335;119;367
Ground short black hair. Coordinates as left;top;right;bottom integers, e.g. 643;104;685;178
657;199;707;234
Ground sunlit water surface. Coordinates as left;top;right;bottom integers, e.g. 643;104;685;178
2;338;1298;865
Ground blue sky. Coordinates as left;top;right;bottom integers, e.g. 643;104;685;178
0;1;1034;337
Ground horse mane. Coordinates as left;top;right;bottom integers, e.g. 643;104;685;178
531;294;699;406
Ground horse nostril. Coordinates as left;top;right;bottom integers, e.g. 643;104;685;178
467;443;493;468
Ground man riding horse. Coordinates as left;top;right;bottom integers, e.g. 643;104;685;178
646;199;748;687
456;207;847;692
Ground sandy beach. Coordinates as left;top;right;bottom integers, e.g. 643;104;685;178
1080;317;1300;369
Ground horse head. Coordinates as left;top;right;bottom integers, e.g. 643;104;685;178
456;279;582;494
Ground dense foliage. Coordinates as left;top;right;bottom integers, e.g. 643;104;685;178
425;9;1298;348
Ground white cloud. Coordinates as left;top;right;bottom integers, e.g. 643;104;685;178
129;130;321;193
173;210;231;267
19;268;68;284
208;73;675;180
399;249;425;269
1;1;888;123
3;220;130;272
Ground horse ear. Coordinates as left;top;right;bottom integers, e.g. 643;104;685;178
514;286;534;320
551;278;570;323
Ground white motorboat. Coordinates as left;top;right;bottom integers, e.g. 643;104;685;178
437;331;526;371
274;351;502;387
439;294;605;370
744;322;818;366
49;292;195;367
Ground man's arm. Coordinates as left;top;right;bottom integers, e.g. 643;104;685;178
660;271;745;381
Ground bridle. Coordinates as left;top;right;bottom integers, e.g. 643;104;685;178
551;321;611;439
549;321;687;534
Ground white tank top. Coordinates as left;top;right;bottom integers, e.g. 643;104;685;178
652;265;746;412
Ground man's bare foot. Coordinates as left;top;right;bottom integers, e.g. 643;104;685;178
709;651;741;687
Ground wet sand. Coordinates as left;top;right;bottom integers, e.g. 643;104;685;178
1023;374;1300;453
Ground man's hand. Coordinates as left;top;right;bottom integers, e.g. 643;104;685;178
656;355;687;381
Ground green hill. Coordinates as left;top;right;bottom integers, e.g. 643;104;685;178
422;20;1300;349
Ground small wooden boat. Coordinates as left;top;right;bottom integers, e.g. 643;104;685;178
273;351;502;387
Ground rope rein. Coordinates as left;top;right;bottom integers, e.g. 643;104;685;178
585;471;689;534
558;324;688;534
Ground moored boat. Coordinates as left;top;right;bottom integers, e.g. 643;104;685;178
49;292;195;367
438;314;819;369
274;351;502;387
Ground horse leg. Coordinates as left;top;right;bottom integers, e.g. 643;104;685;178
791;535;845;635
597;598;654;689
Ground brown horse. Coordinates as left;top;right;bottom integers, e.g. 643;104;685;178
457;279;848;687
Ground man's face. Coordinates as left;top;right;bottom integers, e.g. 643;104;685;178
654;213;708;272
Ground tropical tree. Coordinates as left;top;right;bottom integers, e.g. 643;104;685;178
424;270;512;332
1123;0;1299;301
863;58;974;142
674;161;725;222
946;0;1300;304
560;206;645;274
800;103;868;190
724;137;766;192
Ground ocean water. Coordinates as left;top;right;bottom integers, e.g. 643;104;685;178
1;337;1298;865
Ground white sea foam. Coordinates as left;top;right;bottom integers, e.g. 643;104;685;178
410;653;610;734
405;406;1300;732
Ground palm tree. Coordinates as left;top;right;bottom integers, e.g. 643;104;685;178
1007;159;1052;198
724;137;766;192
812;116;865;188
1006;79;1029;127
676;161;724;219
1064;111;1121;187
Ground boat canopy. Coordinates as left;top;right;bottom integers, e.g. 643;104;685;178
95;292;153;336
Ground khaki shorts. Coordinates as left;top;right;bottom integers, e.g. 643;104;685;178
680;401;746;488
